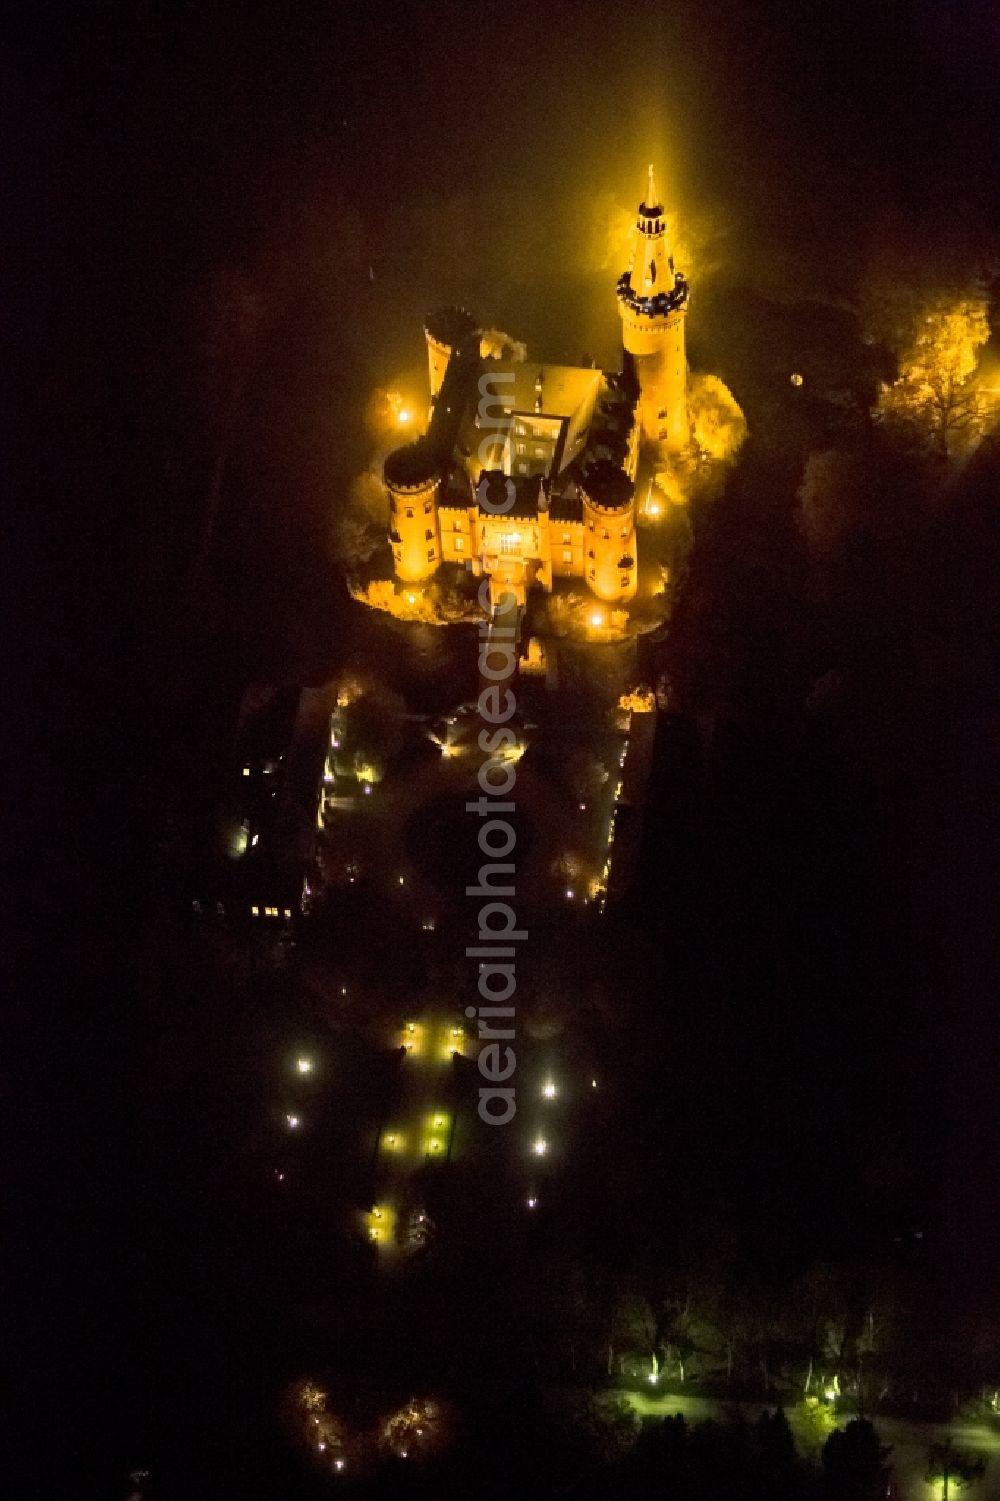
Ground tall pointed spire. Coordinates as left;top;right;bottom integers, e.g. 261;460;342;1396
617;163;690;449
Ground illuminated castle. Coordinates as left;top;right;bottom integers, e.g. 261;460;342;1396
384;166;689;612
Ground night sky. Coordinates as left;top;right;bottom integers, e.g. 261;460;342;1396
6;1;1000;1496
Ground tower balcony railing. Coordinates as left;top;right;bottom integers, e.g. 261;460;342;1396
616;271;689;318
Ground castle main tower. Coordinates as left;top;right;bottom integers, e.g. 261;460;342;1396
616;165;689;450
424;306;478;403
581;458;637;604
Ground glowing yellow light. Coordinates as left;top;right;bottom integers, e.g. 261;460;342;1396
295;1057;313;1074
242;766;250;777
398;408;411;424
533;1136;548;1156
542;1079;556;1099
251;905;260;916
590;611;604;629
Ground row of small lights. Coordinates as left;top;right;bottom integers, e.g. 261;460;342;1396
525;1072;599;1209
284;1055;315;1133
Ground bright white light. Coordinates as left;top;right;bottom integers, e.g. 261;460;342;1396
565;888;574;900
398;408;411;424
647;1373;658;1385
335;1458;345;1471
527;1196;537;1208
296;1057;313;1074
286;1114;301;1129
318;1442;327;1451
398;875;405;886
590;612;603;628
532;1136;548;1156
591;1078;597;1089
542;1079;556;1099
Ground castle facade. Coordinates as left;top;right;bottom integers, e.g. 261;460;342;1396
384;167;689;612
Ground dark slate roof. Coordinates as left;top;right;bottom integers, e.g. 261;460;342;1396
424;305;478;347
580;457;634;510
384;440;440;490
476;470;545;520
548;493;583;523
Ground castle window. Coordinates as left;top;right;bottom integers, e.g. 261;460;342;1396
425;528;433;541
562;549;572;563
561;533;570;544
588;549;595;560
588;567;595;582
620;573;630;589
424;501;433;514
405;508;414;519
427;548;436;562
601;529;609;540
455;536;464;551
621;527;629;539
